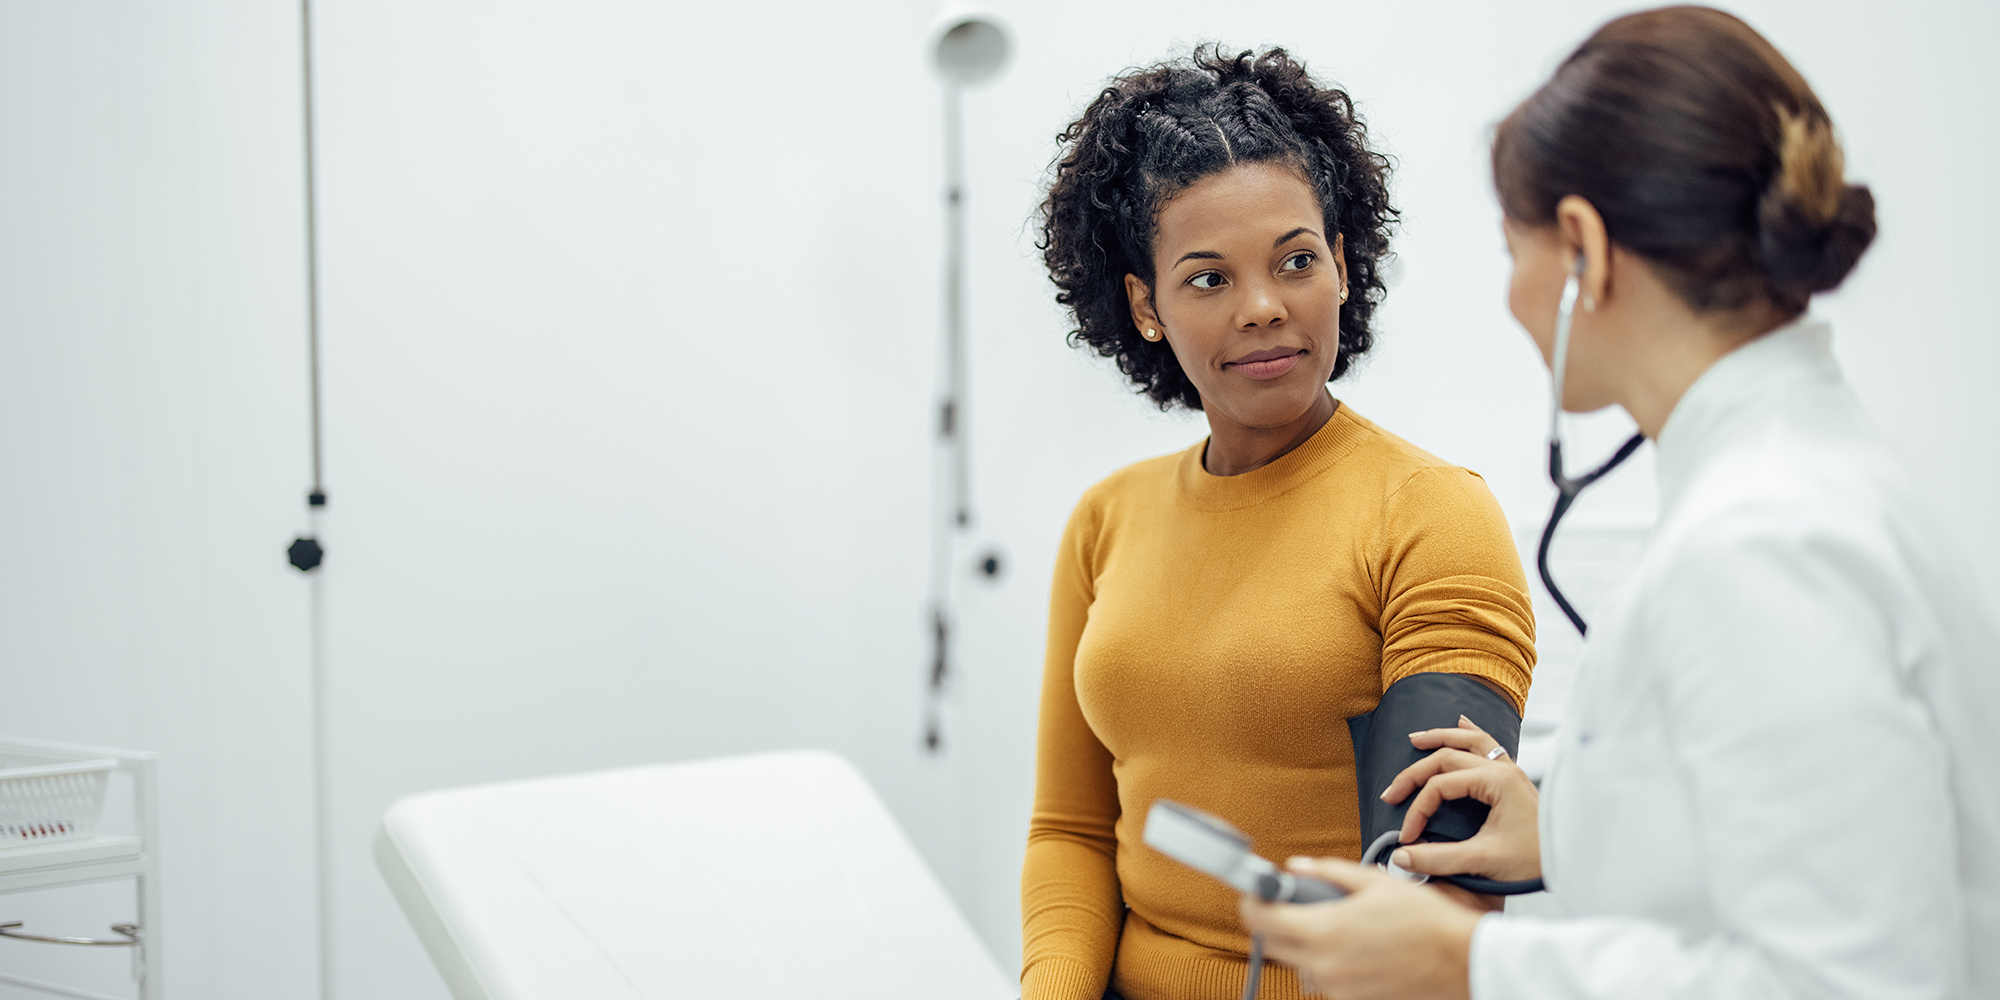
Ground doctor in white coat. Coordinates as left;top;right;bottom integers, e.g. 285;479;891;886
1240;8;2000;1000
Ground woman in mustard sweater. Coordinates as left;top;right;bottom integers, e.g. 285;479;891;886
1022;47;1535;1000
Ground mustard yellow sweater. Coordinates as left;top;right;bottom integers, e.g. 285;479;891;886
1020;405;1535;1000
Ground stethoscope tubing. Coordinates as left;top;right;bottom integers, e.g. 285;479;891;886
1538;435;1644;636
1540;258;1645;637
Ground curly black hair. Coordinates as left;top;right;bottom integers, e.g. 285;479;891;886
1039;46;1397;411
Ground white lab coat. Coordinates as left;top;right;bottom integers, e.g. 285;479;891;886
1472;320;2000;1000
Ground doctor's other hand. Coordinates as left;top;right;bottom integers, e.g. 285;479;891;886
1240;859;1479;1000
1380;717;1542;882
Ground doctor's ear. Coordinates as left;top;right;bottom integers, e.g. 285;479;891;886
1555;195;1612;311
1124;273;1164;342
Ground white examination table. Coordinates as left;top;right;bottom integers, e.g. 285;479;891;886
375;749;1014;1000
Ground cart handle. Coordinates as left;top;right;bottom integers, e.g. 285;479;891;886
0;921;139;946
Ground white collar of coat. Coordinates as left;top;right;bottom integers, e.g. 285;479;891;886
1652;315;1838;514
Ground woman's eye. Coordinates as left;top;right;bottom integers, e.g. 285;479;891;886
1281;252;1314;272
1189;271;1225;290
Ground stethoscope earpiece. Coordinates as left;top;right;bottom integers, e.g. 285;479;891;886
1538;254;1644;637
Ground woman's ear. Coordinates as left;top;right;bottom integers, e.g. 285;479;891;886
1124;273;1162;340
1554;195;1612;309
1331;232;1349;299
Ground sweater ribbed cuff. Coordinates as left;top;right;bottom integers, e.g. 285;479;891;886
1020;957;1105;1000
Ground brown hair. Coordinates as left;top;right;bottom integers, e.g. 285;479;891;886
1493;6;1875;315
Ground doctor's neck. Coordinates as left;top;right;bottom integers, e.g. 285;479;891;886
1578;245;1794;440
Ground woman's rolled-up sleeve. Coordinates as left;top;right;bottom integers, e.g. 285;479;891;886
1375;466;1538;709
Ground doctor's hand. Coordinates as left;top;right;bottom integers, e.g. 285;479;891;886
1380;717;1542;882
1240;859;1479;1000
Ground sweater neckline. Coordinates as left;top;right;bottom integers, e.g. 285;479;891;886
1175;402;1372;511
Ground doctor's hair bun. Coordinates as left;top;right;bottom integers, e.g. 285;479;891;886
1493;5;1876;316
1039;45;1396;411
1758;112;1876;306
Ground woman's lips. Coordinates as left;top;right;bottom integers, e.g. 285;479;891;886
1226;350;1303;381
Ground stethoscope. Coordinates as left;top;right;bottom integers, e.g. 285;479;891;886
1536;255;1645;636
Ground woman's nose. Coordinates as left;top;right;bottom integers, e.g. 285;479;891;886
1238;278;1288;329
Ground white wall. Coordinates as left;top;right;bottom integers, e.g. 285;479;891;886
1;1;1994;998
0;2;322;997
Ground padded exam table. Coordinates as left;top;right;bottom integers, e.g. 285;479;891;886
376;750;1014;999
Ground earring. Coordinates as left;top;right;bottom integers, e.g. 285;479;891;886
1143;327;1162;341
1339;287;1349;302
1581;295;1596;312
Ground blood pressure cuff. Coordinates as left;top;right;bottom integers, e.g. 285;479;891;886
1347;672;1530;891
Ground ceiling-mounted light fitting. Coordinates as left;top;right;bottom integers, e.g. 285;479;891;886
928;5;1011;87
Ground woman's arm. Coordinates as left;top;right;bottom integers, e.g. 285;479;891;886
1375;467;1537;708
1019;502;1124;1000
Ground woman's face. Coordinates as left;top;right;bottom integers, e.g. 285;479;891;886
1126;162;1347;431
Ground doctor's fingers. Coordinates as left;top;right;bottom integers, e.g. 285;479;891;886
1239;860;1397;940
1397;776;1543;882
1406;719;1503;756
1240;896;1350;972
1238;897;1309;949
1380;746;1490;805
1396;765;1513;842
1245;870;1476;1000
1391;818;1541;884
1385;834;1504;881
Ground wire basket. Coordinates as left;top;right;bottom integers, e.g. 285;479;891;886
0;746;115;848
